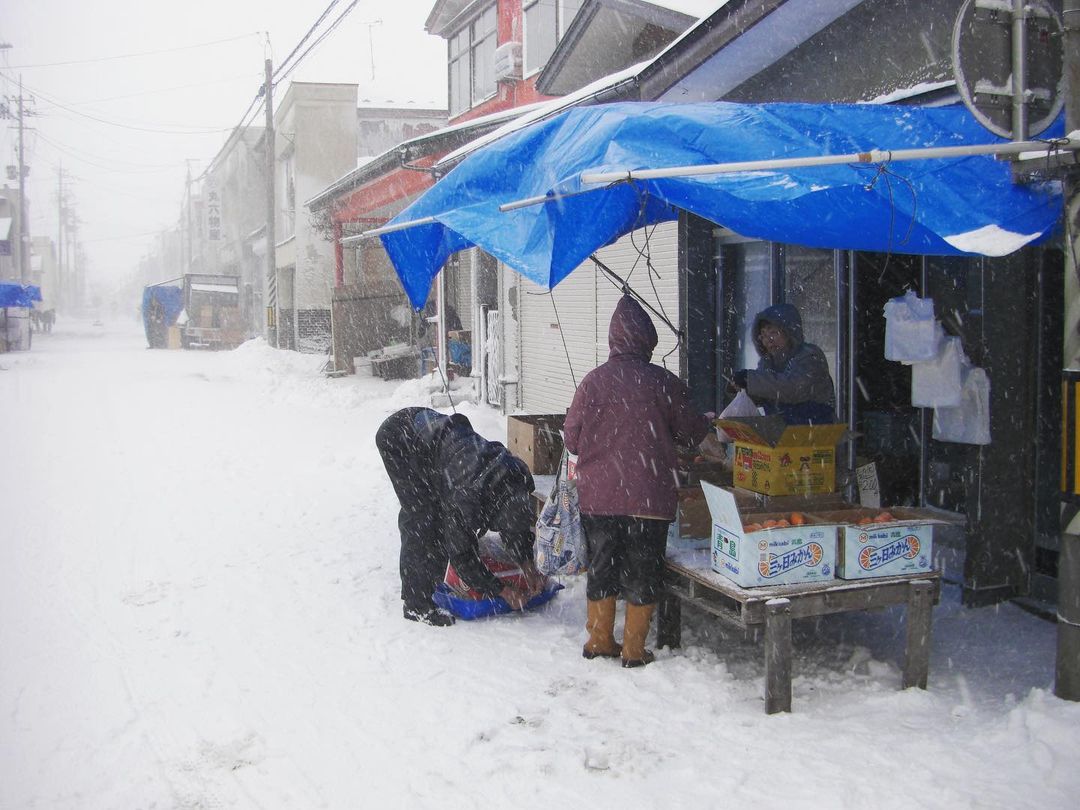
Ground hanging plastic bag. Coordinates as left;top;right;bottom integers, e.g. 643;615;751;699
911;336;965;408
884;291;943;362
535;449;587;576
716;389;761;442
933;366;991;445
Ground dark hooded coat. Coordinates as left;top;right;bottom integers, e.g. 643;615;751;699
746;303;837;425
376;408;535;600
564;296;711;520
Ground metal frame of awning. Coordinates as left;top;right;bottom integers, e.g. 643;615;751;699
354;134;1079;239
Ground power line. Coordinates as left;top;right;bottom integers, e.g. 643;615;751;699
274;1;341;81
274;0;363;87
0;73;231;134
6;33;261;69
68;73;263;106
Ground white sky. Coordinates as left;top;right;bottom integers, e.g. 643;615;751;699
0;1;447;287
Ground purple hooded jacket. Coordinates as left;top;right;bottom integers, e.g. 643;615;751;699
563;296;711;520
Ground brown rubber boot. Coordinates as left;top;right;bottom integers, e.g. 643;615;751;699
621;602;657;668
582;597;621;659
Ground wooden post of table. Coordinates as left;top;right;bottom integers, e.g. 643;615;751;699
902;579;934;690
656;591;682;649
764;598;792;714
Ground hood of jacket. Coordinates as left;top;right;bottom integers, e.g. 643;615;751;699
752;303;805;358
608;295;658;361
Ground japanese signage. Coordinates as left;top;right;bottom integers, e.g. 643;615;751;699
204;175;222;242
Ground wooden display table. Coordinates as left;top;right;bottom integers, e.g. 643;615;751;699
659;549;940;714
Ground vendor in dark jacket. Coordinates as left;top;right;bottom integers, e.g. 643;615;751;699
564;296;714;667
376;407;544;626
732;303;837;425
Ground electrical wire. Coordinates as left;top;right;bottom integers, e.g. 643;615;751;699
274;0;362;88
0;71;231;134
274;1;341;82
5;33;262;69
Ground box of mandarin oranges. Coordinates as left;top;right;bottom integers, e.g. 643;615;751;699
701;482;838;587
813;507;940;580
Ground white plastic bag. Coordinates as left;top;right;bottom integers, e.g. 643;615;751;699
884;291;943;362
716;389;761;442
911;336;965;408
933;366;991;445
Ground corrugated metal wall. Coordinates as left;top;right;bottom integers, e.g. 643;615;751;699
517;222;681;414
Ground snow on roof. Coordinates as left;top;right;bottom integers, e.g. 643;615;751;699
190;283;239;294
435;61;651;170
306;102;549;209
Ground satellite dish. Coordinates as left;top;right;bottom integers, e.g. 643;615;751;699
952;0;1064;139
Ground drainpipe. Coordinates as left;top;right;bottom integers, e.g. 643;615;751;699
1056;0;1080;702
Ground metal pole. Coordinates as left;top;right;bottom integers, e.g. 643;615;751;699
57;163;63;311
579;139;1077;186
264;57;277;347
17;76;27;282
1056;0;1080;702
1013;0;1030;140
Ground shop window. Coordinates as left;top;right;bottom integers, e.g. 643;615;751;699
783;245;837;384
524;0;584;76
448;4;498;116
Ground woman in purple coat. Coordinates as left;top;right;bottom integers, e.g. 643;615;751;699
564;296;713;667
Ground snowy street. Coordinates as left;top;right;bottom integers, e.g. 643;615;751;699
2;320;1078;809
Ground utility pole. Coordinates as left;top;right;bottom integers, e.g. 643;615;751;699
184;159;195;272
264;57;277;348
57;163;63;311
17;75;28;282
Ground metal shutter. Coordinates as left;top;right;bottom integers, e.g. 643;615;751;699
518;221;680;413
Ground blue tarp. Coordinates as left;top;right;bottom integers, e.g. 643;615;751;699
142;284;184;347
0;282;42;308
380;101;1065;309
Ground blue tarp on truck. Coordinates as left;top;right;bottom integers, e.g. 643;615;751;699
142;282;183;349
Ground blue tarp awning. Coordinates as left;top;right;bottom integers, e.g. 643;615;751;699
380;101;1065;309
0;282;42;308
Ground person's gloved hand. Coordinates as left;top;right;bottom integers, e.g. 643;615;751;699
519;559;547;598
730;369;749;390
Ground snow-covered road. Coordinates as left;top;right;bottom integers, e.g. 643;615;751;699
1;319;1077;809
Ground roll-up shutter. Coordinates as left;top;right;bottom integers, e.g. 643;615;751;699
517;221;680;414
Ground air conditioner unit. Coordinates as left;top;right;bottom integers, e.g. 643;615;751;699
493;41;522;83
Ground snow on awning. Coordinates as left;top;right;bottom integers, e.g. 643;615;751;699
190;283;239;294
378;101;1066;309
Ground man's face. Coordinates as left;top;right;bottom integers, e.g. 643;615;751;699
758;322;790;358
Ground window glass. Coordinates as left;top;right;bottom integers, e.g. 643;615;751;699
783;245;837;386
561;0;584;35
471;6;497;103
449;28;468;115
731;242;772;370
524;0;558;74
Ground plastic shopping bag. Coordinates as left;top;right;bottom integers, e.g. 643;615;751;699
716;389;761;442
535;450;587;576
933;366;991;445
884;290;943;362
911;336;965;408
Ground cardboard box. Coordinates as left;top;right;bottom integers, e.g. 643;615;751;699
666;487;716;551
715;417;847;497
702;481;838;587
815;507;940;580
507;414;565;475
730;486;850;514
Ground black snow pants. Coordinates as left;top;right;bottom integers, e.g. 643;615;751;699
581;514;669;605
375;408;448;615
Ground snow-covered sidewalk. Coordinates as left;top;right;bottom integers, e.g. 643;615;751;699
1;319;1077;809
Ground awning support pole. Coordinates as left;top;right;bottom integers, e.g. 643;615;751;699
351;216;438;243
579;137;1078;185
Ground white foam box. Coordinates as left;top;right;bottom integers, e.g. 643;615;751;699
701;481;838;587
815;507;939;580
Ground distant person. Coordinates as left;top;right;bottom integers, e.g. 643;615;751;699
375;407;544;626
731;303;837;425
564;295;718;668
